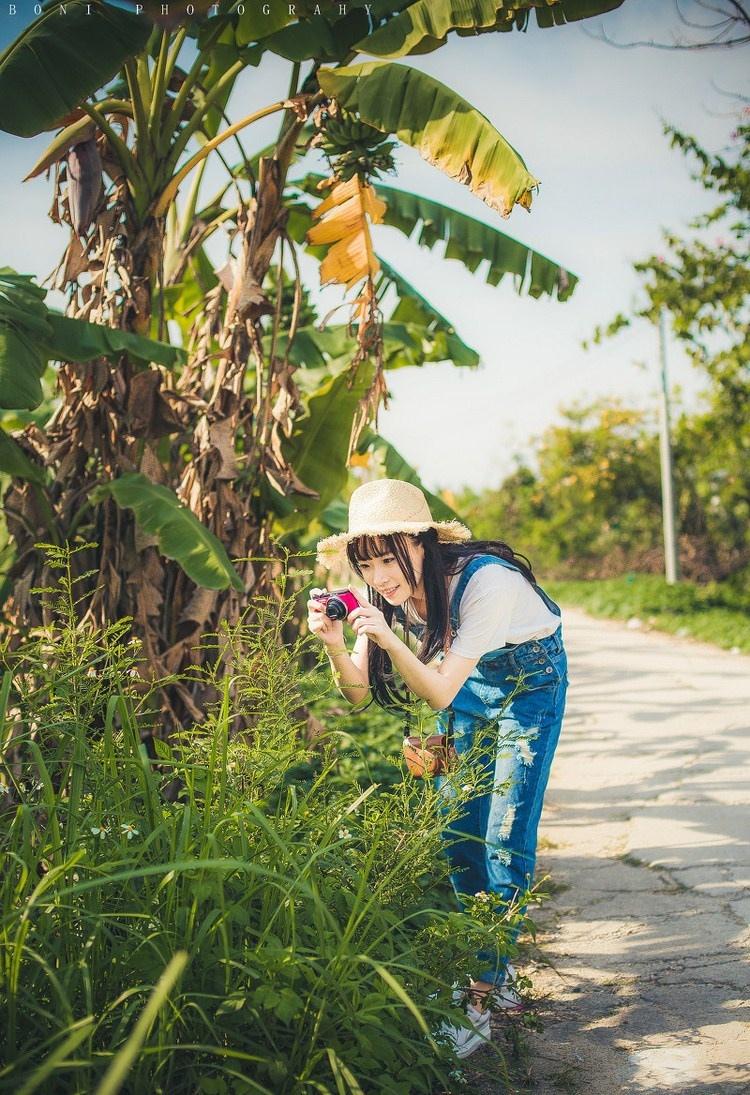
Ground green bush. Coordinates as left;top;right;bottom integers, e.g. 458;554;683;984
0;545;528;1094
549;573;750;653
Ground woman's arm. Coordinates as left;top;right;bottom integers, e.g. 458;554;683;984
387;640;478;711
308;595;370;707
348;603;479;711
325;644;371;706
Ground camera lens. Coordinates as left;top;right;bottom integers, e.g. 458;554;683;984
324;595;347;621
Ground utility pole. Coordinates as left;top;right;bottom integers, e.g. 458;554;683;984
658;307;680;584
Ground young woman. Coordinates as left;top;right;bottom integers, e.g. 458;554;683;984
309;478;568;1058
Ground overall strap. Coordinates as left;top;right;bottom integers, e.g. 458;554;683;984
448;554;561;635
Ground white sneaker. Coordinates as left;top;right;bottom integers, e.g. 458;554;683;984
435;1001;491;1059
489;963;525;1011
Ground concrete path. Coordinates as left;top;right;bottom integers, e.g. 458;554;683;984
514;608;750;1094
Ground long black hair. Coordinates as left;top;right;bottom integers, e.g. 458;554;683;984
345;530;537;711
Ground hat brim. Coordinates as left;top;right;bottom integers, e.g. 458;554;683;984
316;519;472;566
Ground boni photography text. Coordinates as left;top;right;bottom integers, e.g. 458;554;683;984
3;1;363;17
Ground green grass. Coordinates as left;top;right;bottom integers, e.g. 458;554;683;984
0;544;532;1094
547;574;750;653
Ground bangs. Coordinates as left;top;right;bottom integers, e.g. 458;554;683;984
347;533;401;565
348;534;411;578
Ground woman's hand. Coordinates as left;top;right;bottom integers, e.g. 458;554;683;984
307;592;345;648
347;602;396;652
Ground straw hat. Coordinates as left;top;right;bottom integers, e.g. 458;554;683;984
316;479;472;565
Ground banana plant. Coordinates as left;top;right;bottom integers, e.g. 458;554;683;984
0;0;626;727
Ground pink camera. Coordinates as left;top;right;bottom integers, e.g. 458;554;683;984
312;588;360;621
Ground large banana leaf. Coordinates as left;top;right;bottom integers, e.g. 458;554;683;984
377;183;578;298
0;269;186;410
0;269;55;409
0;1;150;137
270;318;477;386
357;0;627;57
295;176;577;299
46;315;186;369
91;473;245;592
377;258;480;365
518;0;627;30
317;62;538;217
0;426;46;486
288;188;478;357
263;8;371;62
272;362;376;534
234;3;297;45
355;428;464;525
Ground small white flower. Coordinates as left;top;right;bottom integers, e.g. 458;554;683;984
461;783;473;793
90;825;109;838
121;823;139;840
0;783;9;796
72;873;79;882
338;827;351;840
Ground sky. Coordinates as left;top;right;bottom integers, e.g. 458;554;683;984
0;1;747;494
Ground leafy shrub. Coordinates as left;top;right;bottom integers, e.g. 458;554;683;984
0;545;529;1093
548;573;750;653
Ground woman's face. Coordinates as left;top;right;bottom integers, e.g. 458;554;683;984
357;537;425;605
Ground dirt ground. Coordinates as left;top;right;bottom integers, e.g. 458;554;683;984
466;608;750;1095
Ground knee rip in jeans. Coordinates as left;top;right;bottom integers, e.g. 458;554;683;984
489;847;512;865
498;803;517;840
517;736;536;766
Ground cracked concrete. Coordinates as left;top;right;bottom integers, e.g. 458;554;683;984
507;608;750;1094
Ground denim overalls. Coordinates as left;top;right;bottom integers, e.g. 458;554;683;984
397;554;568;986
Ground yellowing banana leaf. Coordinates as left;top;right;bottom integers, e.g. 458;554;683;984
0;1;150;137
307;176;386;291
295;175;578;299
317;62;538;218
91;473;245;592
357;0;626;58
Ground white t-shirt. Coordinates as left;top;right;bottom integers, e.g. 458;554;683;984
405;564;560;660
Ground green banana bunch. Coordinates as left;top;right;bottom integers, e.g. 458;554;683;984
319;110;396;183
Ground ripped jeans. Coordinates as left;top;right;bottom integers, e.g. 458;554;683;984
434;627;568;986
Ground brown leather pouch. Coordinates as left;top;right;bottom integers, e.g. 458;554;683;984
402;733;458;778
